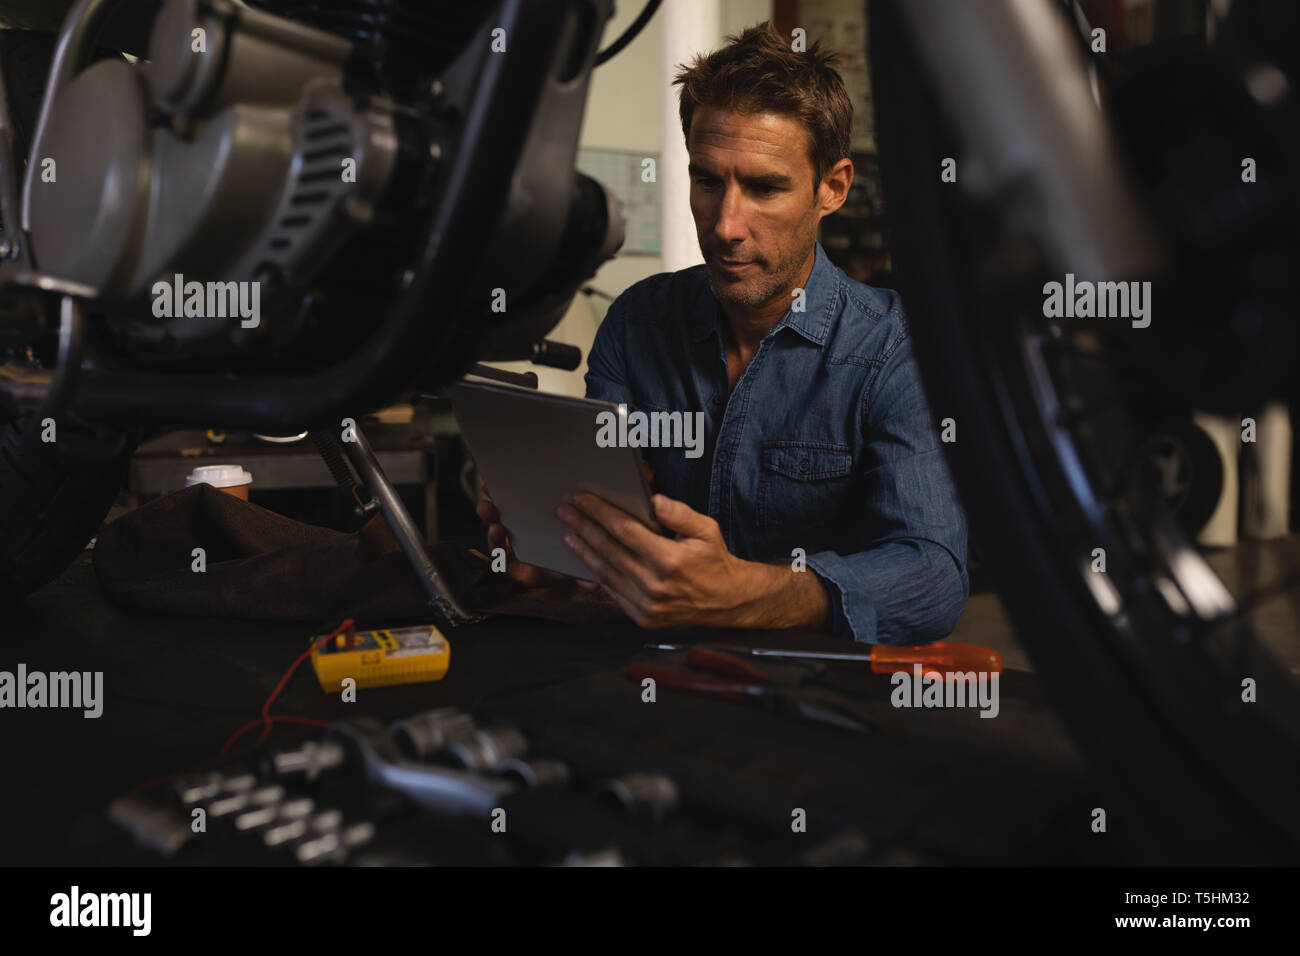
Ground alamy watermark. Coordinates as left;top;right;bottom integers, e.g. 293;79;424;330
1042;273;1151;329
890;663;999;718
50;886;150;936
596;404;705;459
0;664;103;718
152;273;260;328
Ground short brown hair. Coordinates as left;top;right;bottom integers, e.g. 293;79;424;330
673;21;853;188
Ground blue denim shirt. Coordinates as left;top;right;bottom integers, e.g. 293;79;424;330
583;242;969;644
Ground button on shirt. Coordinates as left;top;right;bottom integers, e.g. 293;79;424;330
583;242;969;644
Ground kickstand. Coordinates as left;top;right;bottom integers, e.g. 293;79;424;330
310;425;485;627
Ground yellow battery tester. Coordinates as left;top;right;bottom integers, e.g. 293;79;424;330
309;624;450;692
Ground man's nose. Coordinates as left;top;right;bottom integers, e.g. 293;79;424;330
713;185;747;243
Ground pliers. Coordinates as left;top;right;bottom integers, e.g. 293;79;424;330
627;646;876;735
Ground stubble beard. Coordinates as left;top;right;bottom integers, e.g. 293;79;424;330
706;248;807;310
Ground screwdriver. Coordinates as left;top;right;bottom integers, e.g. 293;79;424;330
643;642;1003;676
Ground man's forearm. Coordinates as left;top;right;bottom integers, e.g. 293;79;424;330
732;560;832;632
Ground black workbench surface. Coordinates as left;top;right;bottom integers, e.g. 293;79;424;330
1;548;1122;865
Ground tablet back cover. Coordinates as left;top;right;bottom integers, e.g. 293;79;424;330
449;380;658;581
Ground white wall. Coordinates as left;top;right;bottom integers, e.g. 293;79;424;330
722;0;774;37
587;0;773;287
483;0;772;396
582;0;669;311
660;0;774;272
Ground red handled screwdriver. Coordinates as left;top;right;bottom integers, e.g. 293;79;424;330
643;642;1003;676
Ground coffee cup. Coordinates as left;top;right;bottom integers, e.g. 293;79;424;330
185;464;253;500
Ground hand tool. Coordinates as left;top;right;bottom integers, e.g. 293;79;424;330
328;718;514;817
234;795;311;833
265;739;346;781
447;727;528;772
294;820;376;865
644;641;1003;675
499;758;571;788
391;707;476;759
628;647;875;735
107;795;195;856
170;753;374;863
599;773;678;822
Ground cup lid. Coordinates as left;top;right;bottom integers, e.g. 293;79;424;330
185;464;253;488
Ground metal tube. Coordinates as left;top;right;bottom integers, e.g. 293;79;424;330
39;296;83;419
338;422;480;625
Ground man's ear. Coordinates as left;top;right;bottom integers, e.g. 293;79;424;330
817;157;854;218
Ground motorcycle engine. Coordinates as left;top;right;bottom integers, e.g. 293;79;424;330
20;0;615;372
25;0;426;357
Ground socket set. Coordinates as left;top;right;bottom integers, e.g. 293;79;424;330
108;708;908;866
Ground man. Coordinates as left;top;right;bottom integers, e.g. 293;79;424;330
479;22;968;644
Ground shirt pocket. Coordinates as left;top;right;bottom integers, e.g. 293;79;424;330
756;441;855;531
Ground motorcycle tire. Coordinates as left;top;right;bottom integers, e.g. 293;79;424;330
871;0;1300;863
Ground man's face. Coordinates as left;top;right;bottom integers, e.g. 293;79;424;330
688;107;824;309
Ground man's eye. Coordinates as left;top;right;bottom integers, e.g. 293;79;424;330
753;184;777;196
694;176;720;188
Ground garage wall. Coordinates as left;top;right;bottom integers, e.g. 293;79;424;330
482;0;773;396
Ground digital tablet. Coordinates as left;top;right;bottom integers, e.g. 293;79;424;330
446;377;661;581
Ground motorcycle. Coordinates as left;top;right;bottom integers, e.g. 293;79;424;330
871;0;1300;862
0;0;628;608
0;0;1296;864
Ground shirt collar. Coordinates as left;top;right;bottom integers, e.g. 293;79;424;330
690;242;836;346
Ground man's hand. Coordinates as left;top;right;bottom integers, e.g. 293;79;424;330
475;479;577;590
557;491;832;631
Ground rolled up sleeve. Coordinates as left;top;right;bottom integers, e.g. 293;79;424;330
804;329;969;645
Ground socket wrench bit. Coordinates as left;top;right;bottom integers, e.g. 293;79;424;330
107;796;195;856
248;785;286;805
174;772;224;805
263;818;311;847
177;770;257;805
208;793;251;818
267;740;346;780
498;758;570;788
236;794;314;832
599;773;679;823
328;718;514;817
446;727;527;771
391;708;476;759
220;773;258;794
294;821;377;865
234;804;281;831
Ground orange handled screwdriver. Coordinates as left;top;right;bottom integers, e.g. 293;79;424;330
644;642;1002;676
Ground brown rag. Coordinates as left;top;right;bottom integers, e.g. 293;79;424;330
91;484;625;627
